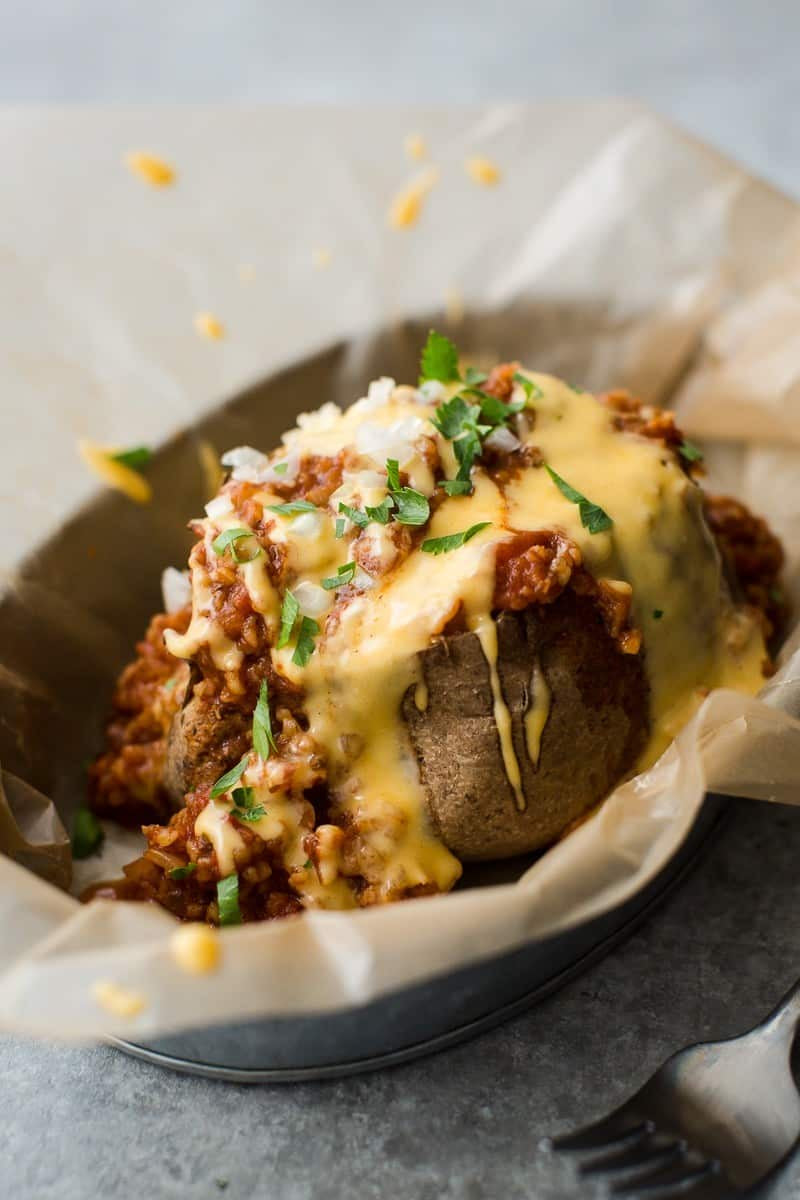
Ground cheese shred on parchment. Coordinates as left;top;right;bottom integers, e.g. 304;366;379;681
91;980;147;1018
78;439;152;504
124;151;175;187
388;168;439;229
465;156;501;186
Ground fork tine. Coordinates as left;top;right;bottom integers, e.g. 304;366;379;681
550;1114;652;1152
612;1157;724;1197
582;1138;683;1178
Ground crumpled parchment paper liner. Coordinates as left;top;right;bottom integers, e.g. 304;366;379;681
1;103;800;1038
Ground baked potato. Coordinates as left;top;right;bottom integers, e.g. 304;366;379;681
87;334;784;924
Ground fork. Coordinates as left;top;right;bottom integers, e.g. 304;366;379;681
546;976;800;1196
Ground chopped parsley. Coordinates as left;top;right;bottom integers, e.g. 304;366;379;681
334;517;346;539
463;366;488;387
292;616;320;667
512;372;542;401
231;786;265;822
421;522;491;555
217;874;242;926
365;496;394;525
231;787;255;808
267;499;317;516
210;754;249;799
322;562;357;590
392;487;430;526
168;862;197;880
272;461;289;475
652;609;664;620
679;439;704;464
277;590;301;648
438;478;473;496
419;329;461;384
232;803;266;822
111;446;152;471
212;527;261;564
545;466;613;535
474;389;526;426
252;679;276;759
338;502;369;529
71;807;104;859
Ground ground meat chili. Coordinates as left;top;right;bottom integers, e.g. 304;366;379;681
85;370;785;924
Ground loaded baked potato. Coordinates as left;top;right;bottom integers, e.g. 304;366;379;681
87;333;785;923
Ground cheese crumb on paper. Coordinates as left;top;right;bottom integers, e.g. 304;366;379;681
125;152;175;187
312;247;332;269
78;440;152;505
194;313;226;340
388;168;439;230
404;133;427;162
465;156;501;186
171;924;221;975
92;980;147;1018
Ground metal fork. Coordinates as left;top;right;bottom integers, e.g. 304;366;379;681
546;977;800;1196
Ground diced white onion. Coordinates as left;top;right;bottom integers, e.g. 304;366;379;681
293;580;333;618
161;567;192;613
420;380;446;403
290;511;327;539
221;445;268;471
353;567;377;590
224;445;301;486
484;426;521;454
363;377;396;409
355;416;428;468
295;402;342;433
205;494;234;520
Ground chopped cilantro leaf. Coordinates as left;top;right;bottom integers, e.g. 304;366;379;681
431;394;479;439
292;616;320;667
168;862;197;880
679;439;704;464
652;609;664;620
231;787;256;808
212;527;261;564
111;446;152;471
267;500;317;516
421;522;491;555
322;562;357;590
334;517;346;539
72;807;104;859
392;487;430;526
210;754;249;799
385;458;401;491
545;466;613;535
365;496;395;525
464;366;489;387
252;679;277;759
512;372;542;401
474;390;525;427
217;874;242;926
272;461;288;475
338;502;369;529
233;804;266;822
277;590;300;649
438;478;473;496
419;329;461;385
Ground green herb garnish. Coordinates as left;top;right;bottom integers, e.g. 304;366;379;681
679;439;704;464
267;500;317;516
421;522;491;555
164;676;177;692
438;478;473;496
292;616;320;667
392;487;430;526
474;390;526;426
252;679;277;759
464;366;489;387
545;466;613;535
512;372;542;401
334;517;346;539
277;590;301;649
322;562;357;590
210;754;249;799
365;496;395;525
212;527;261;564
231;787;255;808
168;862;197;880
217;874;242;926
386;458;402;491
338;502;369;529
71;807;104;859
652;609;664;620
232;804;266;822
419;329;461;384
272;462;288;475
111;446;152;471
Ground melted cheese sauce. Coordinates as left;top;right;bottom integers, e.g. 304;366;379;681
168;370;767;907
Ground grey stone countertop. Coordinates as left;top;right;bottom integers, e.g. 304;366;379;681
4;798;800;1198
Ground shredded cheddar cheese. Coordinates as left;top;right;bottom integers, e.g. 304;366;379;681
465;156;501;186
91;980;147;1017
404;133;427;162
388;168;438;229
125;151;175;187
78;439;152;504
171;924;221;975
194;313;225;340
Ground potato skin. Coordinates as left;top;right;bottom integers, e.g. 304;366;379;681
164;682;250;803
402;591;649;860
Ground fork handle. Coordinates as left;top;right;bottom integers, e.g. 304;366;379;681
760;975;800;1046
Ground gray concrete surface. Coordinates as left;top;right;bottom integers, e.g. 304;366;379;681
4;800;800;1198
3;3;800;1196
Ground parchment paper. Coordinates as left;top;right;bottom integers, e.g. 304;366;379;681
1;103;800;1039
